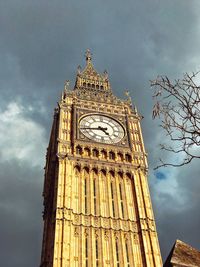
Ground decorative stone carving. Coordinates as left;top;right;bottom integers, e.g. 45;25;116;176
95;230;99;238
74;215;79;224
84;216;90;226
133;233;139;244
74;227;79;237
122;221;129;231
104;230;109;240
94;217;100;227
103;218;110;228
84;228;89;237
114;231;119;240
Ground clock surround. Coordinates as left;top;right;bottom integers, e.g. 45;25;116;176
79;113;125;144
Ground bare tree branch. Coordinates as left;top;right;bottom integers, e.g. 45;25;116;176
150;72;200;169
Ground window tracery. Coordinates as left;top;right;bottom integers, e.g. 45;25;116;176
109;151;115;160
92;148;99;157
125;239;130;266
115;239;120;267
101;149;107;159
117;152;123;161
76;145;82;155
125;153;132;162
84;147;90;156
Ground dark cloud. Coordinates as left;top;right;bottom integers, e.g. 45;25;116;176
1;0;200;266
151;160;200;260
0;160;43;267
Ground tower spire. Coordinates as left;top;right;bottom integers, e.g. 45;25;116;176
75;49;111;91
85;48;92;63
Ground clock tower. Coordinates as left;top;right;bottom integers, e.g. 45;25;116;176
40;50;162;267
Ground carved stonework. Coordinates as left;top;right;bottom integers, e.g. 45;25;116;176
74;227;79;237
94;217;100;227
104;230;109;240
40;51;162;267
84;228;89;236
95;230;99;238
84;216;90;226
133;233;139;244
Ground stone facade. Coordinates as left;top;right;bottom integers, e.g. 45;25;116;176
40;50;162;267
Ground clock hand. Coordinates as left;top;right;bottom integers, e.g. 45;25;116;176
101;129;109;135
98;126;109;135
80;126;108;131
80;127;103;130
104;131;109;135
80;126;109;135
98;126;107;131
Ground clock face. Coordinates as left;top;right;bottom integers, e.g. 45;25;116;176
79;114;125;144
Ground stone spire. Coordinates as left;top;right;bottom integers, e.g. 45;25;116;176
75;49;111;91
85;48;92;62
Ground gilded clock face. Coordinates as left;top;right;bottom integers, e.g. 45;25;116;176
79;114;125;144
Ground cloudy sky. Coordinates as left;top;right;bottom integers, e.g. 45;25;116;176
0;1;200;266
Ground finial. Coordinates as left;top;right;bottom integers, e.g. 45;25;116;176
125;90;130;97
125;90;132;103
85;49;92;62
77;65;82;74
103;70;108;79
64;80;70;90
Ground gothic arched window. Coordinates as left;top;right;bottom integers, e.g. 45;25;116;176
117;152;123;161
74;166;80;175
85;236;88;267
95;238;99;266
126;172;132;179
101;150;107;159
76;146;82;155
125;153;132;163
83;168;89;214
84;147;90;156
115;239;120;267
92;149;99;157
119;183;124;218
125;239;130;266
109;151;115;160
110;181;115;217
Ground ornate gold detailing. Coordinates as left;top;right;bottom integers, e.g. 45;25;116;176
125;90;132;104
85;48;92;62
75;50;111;93
57;208;138;233
74;227;79;237
114;231;119;240
133;233;139;244
64;80;70;90
95;229;99;238
56;152;67;160
74;215;79;224
84;216;90;226
94;217;100;227
104;230;109;240
84;228;89;237
77;65;82;74
61;88;134;109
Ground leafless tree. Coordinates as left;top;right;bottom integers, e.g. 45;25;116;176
151;72;200;169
